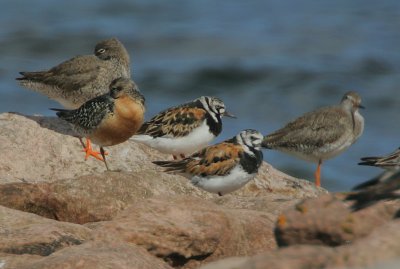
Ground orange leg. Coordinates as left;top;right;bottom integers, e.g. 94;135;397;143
314;160;322;187
82;138;108;161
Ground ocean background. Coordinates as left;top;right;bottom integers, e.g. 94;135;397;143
1;0;399;191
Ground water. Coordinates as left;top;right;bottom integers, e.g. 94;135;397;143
1;0;400;191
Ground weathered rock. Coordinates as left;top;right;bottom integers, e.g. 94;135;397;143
89;196;278;269
200;219;400;269
0;254;42;269
0;112;326;268
275;193;400;247
0;113;323;224
0;206;92;256
0;113;166;183
8;240;173;269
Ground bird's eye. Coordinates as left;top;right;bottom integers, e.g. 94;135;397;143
97;48;106;54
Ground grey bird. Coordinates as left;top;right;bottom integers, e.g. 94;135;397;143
17;38;130;109
262;91;365;187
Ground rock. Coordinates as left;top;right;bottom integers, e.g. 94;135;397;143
3;240;172;269
200;218;400;269
0;206;92;256
0;112;326;268
0;112;323;224
275;193;400;247
89;196;279;269
0;113;166;183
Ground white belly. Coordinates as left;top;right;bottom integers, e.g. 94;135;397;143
190;166;256;195
131;121;215;155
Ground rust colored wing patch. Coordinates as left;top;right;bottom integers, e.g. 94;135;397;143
138;106;206;137
154;142;242;177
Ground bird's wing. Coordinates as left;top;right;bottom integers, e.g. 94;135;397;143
53;94;113;131
137;105;206;138
153;141;242;176
18;55;104;92
263;107;349;150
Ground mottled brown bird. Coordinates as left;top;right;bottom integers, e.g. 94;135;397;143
52;77;145;170
17;37;130;109
132;96;235;159
153;129;263;196
262;91;365;187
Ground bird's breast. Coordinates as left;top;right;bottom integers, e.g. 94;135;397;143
89;96;145;146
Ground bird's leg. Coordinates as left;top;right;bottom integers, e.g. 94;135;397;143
173;155;178;160
100;147;110;171
82;138;107;161
78;137;86;148
180;154;186;159
314;160;322;187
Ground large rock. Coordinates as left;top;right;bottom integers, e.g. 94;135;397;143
0;112;325;268
2;240;173;269
275;193;400;246
0;206;92;256
89;196;278;269
0;113;323;224
200;218;400;269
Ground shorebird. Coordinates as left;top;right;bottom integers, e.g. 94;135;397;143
262;91;365;187
17;37;130;109
52;77;145;170
153;129;264;196
352;147;400;191
346;170;400;210
131;96;235;159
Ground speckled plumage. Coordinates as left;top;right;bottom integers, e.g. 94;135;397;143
262;91;365;186
153;129;263;196
53;77;145;169
132;96;235;157
17;38;130;109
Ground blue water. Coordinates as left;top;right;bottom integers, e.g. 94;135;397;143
1;0;400;191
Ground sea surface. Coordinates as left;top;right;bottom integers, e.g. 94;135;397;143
1;0;400;191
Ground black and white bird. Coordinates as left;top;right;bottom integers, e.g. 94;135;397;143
131;96;235;159
153;129;264;196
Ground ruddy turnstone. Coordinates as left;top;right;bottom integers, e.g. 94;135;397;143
262;91;365;187
52;77;145;170
17;37;130;109
153;129;263;196
131;96;235;159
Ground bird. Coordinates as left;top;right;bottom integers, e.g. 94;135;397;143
346;170;400;210
17;37;130;109
262;91;365;187
352;147;400;191
153;129;264;196
51;77;145;170
131;96;235;159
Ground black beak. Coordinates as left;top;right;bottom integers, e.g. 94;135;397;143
223;111;236;118
358;104;365;109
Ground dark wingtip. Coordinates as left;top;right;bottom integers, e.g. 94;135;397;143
358;160;378;166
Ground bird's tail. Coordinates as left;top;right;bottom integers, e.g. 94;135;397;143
50;108;75;121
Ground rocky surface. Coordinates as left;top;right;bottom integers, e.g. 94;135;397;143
200;197;400;269
0;112;325;269
1;112;399;269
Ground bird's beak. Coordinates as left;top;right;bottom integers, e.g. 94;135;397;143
358;104;365;109
223;111;236;118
